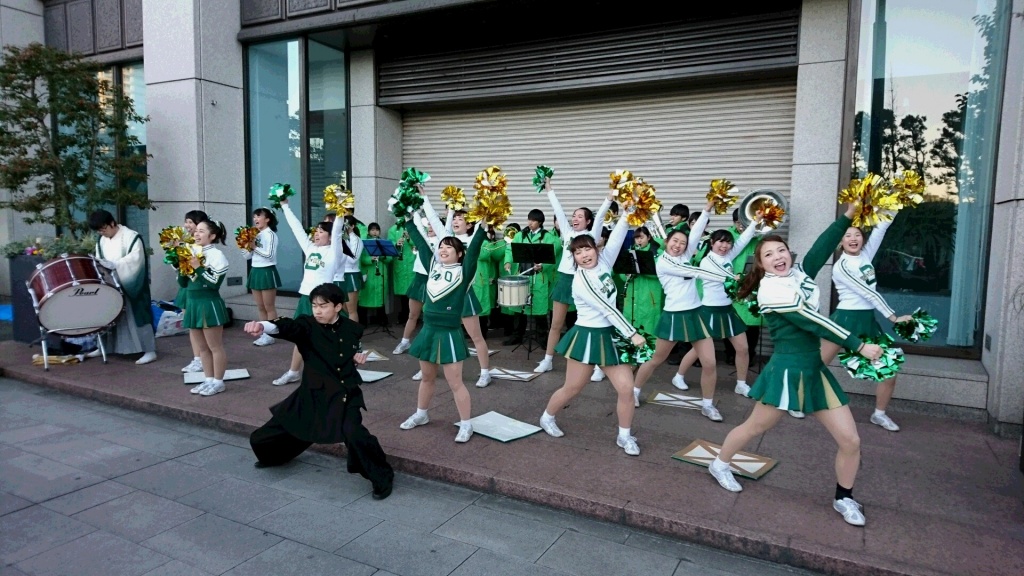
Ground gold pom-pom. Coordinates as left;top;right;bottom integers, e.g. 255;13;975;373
707;179;739;215
891;171;925;209
619;178;662;227
235;226;259;250
758;201;786;229
839;173;900;228
609;170;634;190
176;246;203;278
158;226;191;252
474;166;507;194
467;166;512;229
441;185;467;211
324;183;354;215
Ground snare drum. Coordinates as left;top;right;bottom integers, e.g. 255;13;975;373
497;275;530;307
26;254;125;335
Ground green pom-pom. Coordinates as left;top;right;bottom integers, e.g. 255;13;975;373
894;308;938;342
838;334;905;382
611;330;657;365
532;165;554;193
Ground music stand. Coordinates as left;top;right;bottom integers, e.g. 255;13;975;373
510;243;556;357
364;239;400;337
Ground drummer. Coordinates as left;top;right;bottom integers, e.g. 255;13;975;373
502;209;560;345
87;209;158;365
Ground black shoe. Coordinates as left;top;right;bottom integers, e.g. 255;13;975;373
372;483;393;500
666;355;682;366
253;460;273;469
503;335;523;346
724;355;736;366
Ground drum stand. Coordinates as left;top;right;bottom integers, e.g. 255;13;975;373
512;274;544;357
31;325;110;371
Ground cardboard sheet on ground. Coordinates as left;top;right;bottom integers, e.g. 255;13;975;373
453;411;541;442
672;439;777;479
646;389;716;410
358;369;392;383
184;368;250;384
487;367;541;382
468;348;499;357
363;349;388;362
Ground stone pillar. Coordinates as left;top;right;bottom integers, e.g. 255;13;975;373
349;49;402;231
0;0;47;296
142;0;246;301
982;0;1024;433
789;0;851;310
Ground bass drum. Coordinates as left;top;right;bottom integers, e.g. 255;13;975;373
26;254;124;335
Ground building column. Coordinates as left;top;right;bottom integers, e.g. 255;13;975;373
350;49;402;231
788;0;852;311
0;0;47;297
982;0;1024;434
142;0;246;301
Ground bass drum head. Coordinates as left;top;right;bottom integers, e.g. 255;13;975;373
36;282;124;335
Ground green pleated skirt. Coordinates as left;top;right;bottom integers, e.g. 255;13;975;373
247;265;281;290
341;272;364;292
831;309;884;339
699;305;745;339
410;323;468;364
461;290;483;318
407;273;427;303
329;282;351;304
749;351;849;414
656;308;711;343
551;272;576;311
183;291;228;329
555;325;622;366
174;285;188;310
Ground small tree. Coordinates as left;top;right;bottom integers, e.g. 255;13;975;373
0;42;151;240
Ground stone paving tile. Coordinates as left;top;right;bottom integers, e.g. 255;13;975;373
0;413;44;433
175;443;313;486
72;491;204;543
0;453;105;503
141;513;283;575
177;477;299;524
140;560;214;576
0;423;66;444
115;460;225;500
269;466;374;508
337;522;478;576
0;491;33;517
14;430;165;478
0;565;31;576
248;497;382;552
14;531;170;576
449;548;573;576
624;530;820;576
222;540;377;576
434;505;566;562
0;506;96;565
0;443;27;461
344;484;472;532
39;480;136;516
537;531;680;576
97;422;219;459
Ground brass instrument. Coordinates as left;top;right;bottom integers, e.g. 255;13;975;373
737;189;788;228
647;208;667;239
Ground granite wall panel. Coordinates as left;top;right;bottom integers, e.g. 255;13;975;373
287;0;329;17
240;0;283;25
66;0;92;54
93;0;122;52
43;3;67;51
123;0;141;45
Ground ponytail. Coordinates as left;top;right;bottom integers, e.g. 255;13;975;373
199;218;227;244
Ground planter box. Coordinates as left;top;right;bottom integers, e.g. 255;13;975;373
8;254;44;343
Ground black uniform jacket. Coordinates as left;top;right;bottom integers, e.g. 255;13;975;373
267;315;365;444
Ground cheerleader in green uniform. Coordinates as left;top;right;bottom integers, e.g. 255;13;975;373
822;210;912;431
398;210;488;443
621;226;664;334
538;209;647;456
180;219;231;397
502;209;562;346
387;221;415;325
708;203;884;527
445;209;494;388
358;223;391;326
393;216;433;356
244;208;281;346
179;210;208;374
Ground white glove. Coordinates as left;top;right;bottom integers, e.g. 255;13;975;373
99;259;116;270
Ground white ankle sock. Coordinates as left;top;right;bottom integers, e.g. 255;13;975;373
415;408;428;418
544;354;553;362
633;387;641;395
736;380;747;387
401;338;410;345
711;456;729;470
459;421;471;428
541;411;555;422
211;379;224;386
193;356;201;362
480;368;488;376
702;398;713;408
873;409;886;417
618;427;631;439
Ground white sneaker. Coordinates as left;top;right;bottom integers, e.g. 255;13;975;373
190;381;211;394
591;366;605;382
412;370;422;381
393;340;410;355
181;358;203;373
534;358;553;373
135;352;157;365
254;334;275;346
734;382;751;397
709;460;743;492
701;405;724;422
475;372;492;388
833;497;866;526
272;371;300;386
870;412;900;431
616;435;640;456
633;388;641;408
455;423;473;443
788;410;806;419
199;381;225;396
671;373;689;391
399;412;429;430
86;349;102;358
539;416;564;438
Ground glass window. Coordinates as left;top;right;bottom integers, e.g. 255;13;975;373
121;62;149;242
306;40;349;224
248;40;304;292
849;0;1011;351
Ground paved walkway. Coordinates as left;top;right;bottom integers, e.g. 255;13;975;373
0;327;1022;576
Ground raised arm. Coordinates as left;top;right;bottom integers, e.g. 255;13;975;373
406;216;433;270
862;213;894;261
686;211;711;259
600;212;630;267
281;203;314;254
258;317;311;347
546;188;571;242
421;197;446;239
803;213;854;278
462;225;487;280
725;220;759;261
444;207;455;236
590;197;613;238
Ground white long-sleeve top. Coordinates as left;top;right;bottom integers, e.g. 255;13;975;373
572;212;636;338
411;203;444;276
95;225;146;299
198;245;229;286
698;221;759;307
548;189;612;275
833;218;896;317
333;231;364;281
657;252;730;312
242;228;278;267
282;202;342;295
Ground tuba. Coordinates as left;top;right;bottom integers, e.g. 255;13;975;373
737;189;788;228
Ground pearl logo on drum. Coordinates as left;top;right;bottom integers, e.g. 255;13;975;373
72;287;101;296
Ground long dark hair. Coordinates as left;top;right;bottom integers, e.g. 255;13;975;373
438;236;467;262
574;207;594;230
252;207;278;232
341;215;356;257
737;234;788;300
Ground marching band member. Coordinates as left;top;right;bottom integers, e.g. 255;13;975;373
358;223;391;327
536;184;612;382
243;207;281;346
620;226;663;335
821;211;912;431
707;203;883;527
387;220;416;326
502;209;561;347
180;219;231;396
538;208;647;456
398;200;488;443
88;209;157;365
272;197;344;386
